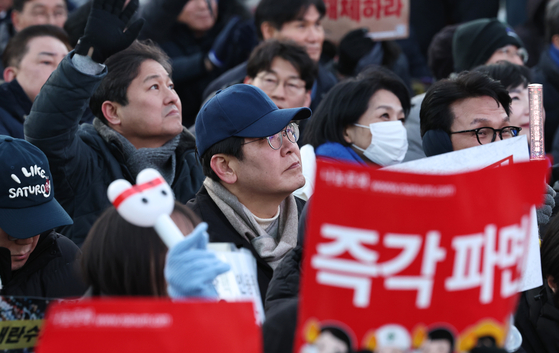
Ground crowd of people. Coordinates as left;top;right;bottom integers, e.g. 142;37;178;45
1;0;559;351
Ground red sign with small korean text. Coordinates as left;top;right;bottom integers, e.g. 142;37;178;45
295;159;547;352
37;299;261;353
322;0;409;44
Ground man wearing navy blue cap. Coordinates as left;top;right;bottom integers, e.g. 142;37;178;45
188;84;311;303
0;135;85;297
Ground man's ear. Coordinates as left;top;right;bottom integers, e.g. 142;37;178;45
260;21;278;40
552;34;559;50
101;101;122;126
243;76;254;85
548;275;557;293
303;90;311;108
210;154;238;184
3;67;17;82
11;11;23;32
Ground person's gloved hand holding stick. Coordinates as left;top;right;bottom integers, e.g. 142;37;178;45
75;0;144;64
165;222;230;299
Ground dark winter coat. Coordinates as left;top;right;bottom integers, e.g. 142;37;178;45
0;80;31;139
187;185;305;304
0;230;86;298
262;245;302;353
24;54;205;246
0;79;93;140
532;48;559;153
515;282;559;352
139;0;255;126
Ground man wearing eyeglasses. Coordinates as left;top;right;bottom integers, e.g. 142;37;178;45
188;84;311;303
420;71;556;226
419;70;514;156
244;39;316;110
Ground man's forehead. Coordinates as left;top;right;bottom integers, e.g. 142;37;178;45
293;4;321;21
24;0;66;9
451;96;509;125
22;36;67;63
136;60;170;81
260;63;302;80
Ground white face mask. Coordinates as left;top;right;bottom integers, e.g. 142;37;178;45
351;120;408;166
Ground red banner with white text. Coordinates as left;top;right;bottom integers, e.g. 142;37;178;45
322;0;409;43
295;159;547;352
37;299;261;353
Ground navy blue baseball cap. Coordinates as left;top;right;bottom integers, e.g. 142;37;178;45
0;136;72;239
195;84;312;156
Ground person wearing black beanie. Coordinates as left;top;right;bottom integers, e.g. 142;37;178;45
453;18;526;72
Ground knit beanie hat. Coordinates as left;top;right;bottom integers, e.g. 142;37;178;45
452;18;524;72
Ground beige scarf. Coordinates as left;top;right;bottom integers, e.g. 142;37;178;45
203;177;298;270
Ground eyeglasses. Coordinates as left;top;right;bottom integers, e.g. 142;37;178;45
255;73;306;96
449;126;522;145
241;122;300;150
495;46;529;64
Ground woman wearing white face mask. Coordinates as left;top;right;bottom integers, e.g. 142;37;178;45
293;67;410;200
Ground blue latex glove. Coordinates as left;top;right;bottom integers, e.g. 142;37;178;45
208;16;241;68
164;222;230;299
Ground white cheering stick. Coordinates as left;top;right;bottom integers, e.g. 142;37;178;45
529;84;545;161
107;168;184;248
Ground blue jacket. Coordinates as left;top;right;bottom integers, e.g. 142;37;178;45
24;54;205;246
315;141;367;165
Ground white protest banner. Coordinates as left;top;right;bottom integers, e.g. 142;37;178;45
208;243;265;325
385;136;542;291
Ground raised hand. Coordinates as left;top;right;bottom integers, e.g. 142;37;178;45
75;0;144;63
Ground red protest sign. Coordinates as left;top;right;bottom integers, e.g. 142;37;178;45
322;0;409;43
37;299;261;353
295;159;547;352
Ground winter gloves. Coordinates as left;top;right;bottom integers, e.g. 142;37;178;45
75;0;144;64
538;183;557;226
164;222;230;299
208;17;258;69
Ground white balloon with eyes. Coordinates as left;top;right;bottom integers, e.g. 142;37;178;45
107;168;184;248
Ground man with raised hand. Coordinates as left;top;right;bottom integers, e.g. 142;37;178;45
24;0;204;246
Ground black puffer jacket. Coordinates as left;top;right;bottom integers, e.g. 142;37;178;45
515;282;559;352
24;54;205;246
0;230;86;298
263;246;302;353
